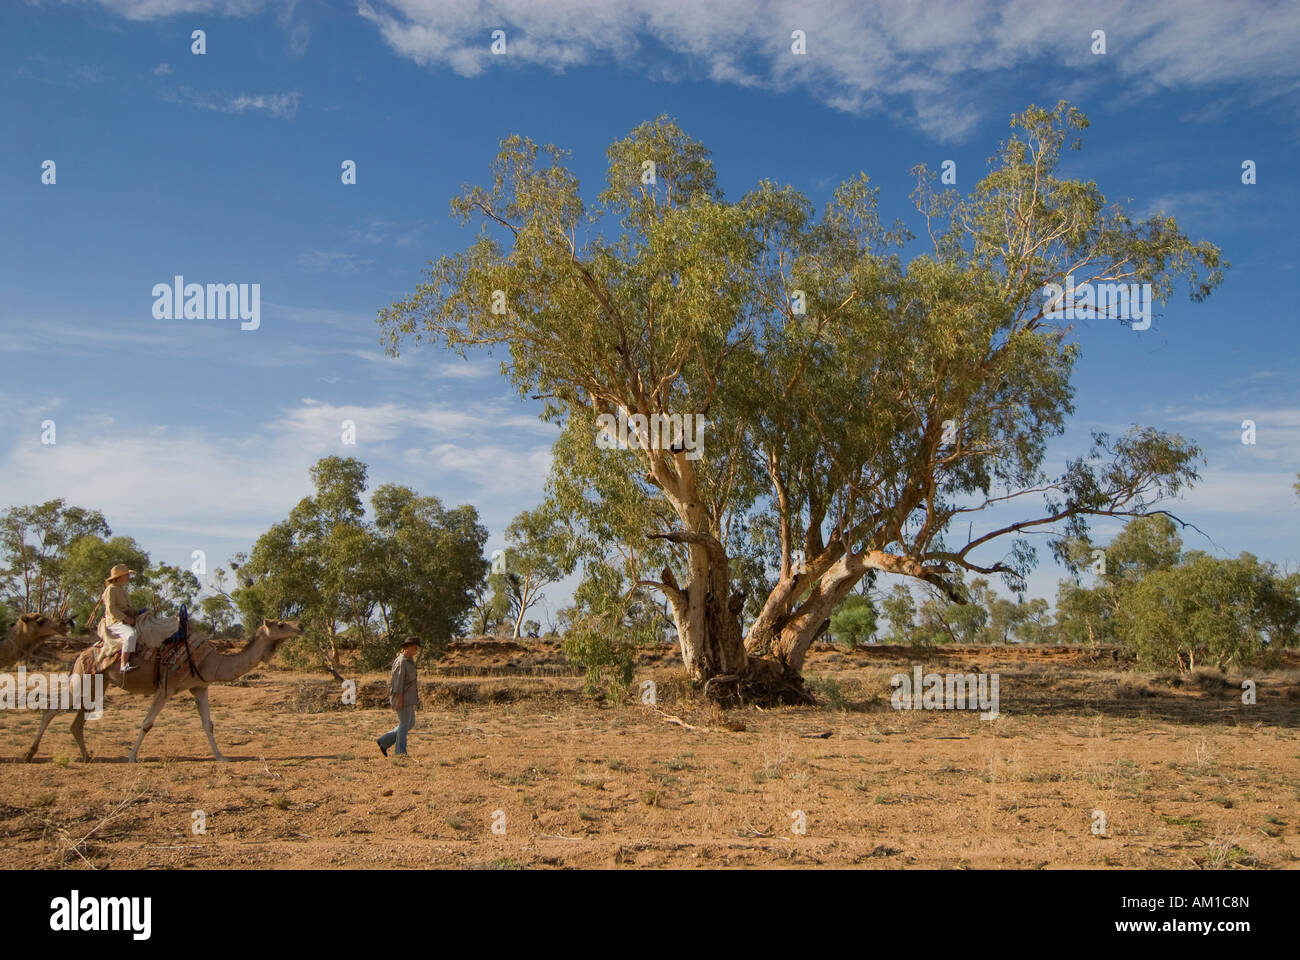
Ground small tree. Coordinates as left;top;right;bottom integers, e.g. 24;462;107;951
829;593;877;649
144;563;200;615
370;482;488;660
1117;552;1300;671
560;560;647;702
881;584;916;644
494;506;579;639
467;580;509;636
984;591;1029;644
1011;597;1053;644
1053;513;1184;646
910;576;992;644
1053;580;1110;645
242;458;488;673
198;594;238;636
0;500;110;619
240;456;373;677
62;535;151;629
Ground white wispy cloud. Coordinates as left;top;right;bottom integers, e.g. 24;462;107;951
85;0;272;22
73;0;1300;141
0;396;555;563
273;397;557;441
275;398;489;444
434;360;497;379
1140;189;1234;225
353;0;1300;141
347;219;424;248
8;55;111;88
1158;406;1300;464
3;427;303;546
1171;466;1300;518
1162;407;1300;427
277;0;310;57
85;0;312;55
162;86;301;119
402;441;554;499
277;304;373;329
296;250;376;274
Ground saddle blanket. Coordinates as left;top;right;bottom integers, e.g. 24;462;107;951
95;610;182;659
80;634;214;681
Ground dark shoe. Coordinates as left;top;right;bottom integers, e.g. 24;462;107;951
377;738;388;758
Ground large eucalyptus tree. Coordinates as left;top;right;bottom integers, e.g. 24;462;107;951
380;102;1224;702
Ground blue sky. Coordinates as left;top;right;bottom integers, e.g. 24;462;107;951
2;0;1298;623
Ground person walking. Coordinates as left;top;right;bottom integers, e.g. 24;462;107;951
378;636;421;757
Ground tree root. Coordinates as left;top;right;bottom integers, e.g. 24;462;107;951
702;674;741;699
701;662;815;708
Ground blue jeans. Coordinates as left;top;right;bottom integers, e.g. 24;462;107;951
379;705;416;755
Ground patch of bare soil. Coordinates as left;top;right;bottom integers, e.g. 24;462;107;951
2;641;1296;869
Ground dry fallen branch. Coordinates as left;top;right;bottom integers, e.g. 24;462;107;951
651;708;710;732
47;785;149;868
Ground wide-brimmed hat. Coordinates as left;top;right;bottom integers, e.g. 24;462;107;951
400;635;422;648
105;564;135;583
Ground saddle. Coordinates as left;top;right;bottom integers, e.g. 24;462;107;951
96;608;183;654
90;606;207;692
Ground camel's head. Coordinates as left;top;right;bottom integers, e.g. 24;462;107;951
259;618;302;650
16;612;69;639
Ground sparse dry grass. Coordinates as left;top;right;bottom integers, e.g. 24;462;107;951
0;642;1296;869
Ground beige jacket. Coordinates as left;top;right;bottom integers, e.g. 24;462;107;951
389;655;419;710
103;583;132;626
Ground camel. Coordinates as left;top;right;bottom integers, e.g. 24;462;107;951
1;613;71;670
23;618;301;763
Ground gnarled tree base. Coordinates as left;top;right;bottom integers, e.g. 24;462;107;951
700;657;814;707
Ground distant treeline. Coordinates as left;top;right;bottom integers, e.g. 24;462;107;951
0;456;577;676
836;513;1299;672
4;466;1297;683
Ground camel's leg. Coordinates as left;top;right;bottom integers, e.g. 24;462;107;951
23;708;60;762
70;709;91;761
191;686;227;762
127;688;171;763
25;660;93;762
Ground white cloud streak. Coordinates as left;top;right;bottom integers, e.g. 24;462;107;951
161;86;301;119
354;0;1300;141
1;397;555;554
297;250;376;274
75;0;1300;141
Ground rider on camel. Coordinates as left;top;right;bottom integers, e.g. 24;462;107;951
102;563;141;673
